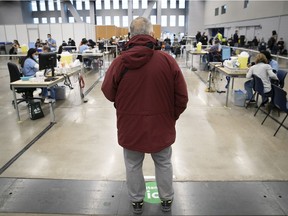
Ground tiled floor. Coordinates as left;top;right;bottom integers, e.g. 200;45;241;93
0;53;287;215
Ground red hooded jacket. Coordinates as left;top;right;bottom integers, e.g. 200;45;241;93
101;35;188;153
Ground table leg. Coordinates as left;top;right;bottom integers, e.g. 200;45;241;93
225;76;230;107
49;102;56;123
12;86;20;121
191;54;197;71
231;77;235;90
78;73;88;103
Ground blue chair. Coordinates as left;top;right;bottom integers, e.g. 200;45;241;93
253;75;273;116
262;84;288;136
277;69;288;88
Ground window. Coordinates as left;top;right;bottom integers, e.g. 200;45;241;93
150;15;156;25
39;0;46;11
170;15;176;27
56;0;61;11
162;0;167;9
105;16;111;25
33;18;39;24
42;17;48;24
114;16;120;26
84;0;90;9
113;0;119;9
86;16;91;23
142;0;147;9
133;0;139;9
170;0;176;9
31;1;37;11
244;0;249;8
153;2;156;9
76;0;82;10
221;5;227;14
179;0;185;9
58;17;62;23
215;7;219;16
48;0;54;11
178;15;185;27
69;17;75;23
96;0;102;10
122;0;128;9
161;15;167;27
50;17;56;23
104;0;110;9
133;16;138;20
96;16;103;25
122;16;128;27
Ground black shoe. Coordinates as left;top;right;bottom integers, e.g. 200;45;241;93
161;199;173;212
132;201;143;214
246;99;256;103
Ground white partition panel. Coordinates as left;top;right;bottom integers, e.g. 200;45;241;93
5;25;17;42
62;24;74;44
246;27;255;42
74;23;86;45
85;24;95;41
39;24;50;43
0;26;6;42
16;25;29;45
279;15;288;47
27;28;39;44
91;24;95;41
50;24;62;48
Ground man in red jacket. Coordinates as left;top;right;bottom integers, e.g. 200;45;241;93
101;17;188;214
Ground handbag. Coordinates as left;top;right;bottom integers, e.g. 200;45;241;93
28;101;44;120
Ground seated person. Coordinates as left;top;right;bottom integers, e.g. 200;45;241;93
252;36;259;47
9;39;20;60
260;50;279;73
258;38;267;52
277;38;285;54
79;38;92;68
164;42;171;52
171;39;181;57
21;48;56;103
244;53;278;103
203;38;222;63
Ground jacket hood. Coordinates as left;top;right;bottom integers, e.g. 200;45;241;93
121;35;157;70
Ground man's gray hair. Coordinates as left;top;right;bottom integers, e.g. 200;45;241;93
130;17;153;38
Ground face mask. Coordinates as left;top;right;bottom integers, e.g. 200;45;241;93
33;56;38;61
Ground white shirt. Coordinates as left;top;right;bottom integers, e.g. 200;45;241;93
246;62;278;93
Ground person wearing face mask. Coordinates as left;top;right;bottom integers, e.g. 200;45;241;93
21;48;56;103
47;33;57;52
21;48;39;77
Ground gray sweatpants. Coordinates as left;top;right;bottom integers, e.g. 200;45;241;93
123;146;174;202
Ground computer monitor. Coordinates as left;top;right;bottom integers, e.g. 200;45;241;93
39;52;57;80
221;46;231;61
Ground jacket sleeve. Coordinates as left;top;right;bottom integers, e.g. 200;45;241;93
101;57;123;102
174;64;188;120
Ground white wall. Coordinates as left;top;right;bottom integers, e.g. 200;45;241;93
187;0;205;35
0;23;96;48
203;1;288;48
204;1;288;25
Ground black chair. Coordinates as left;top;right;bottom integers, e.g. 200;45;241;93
262;84;288;136
277;69;288;88
7;62;36;108
252;75;273;116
